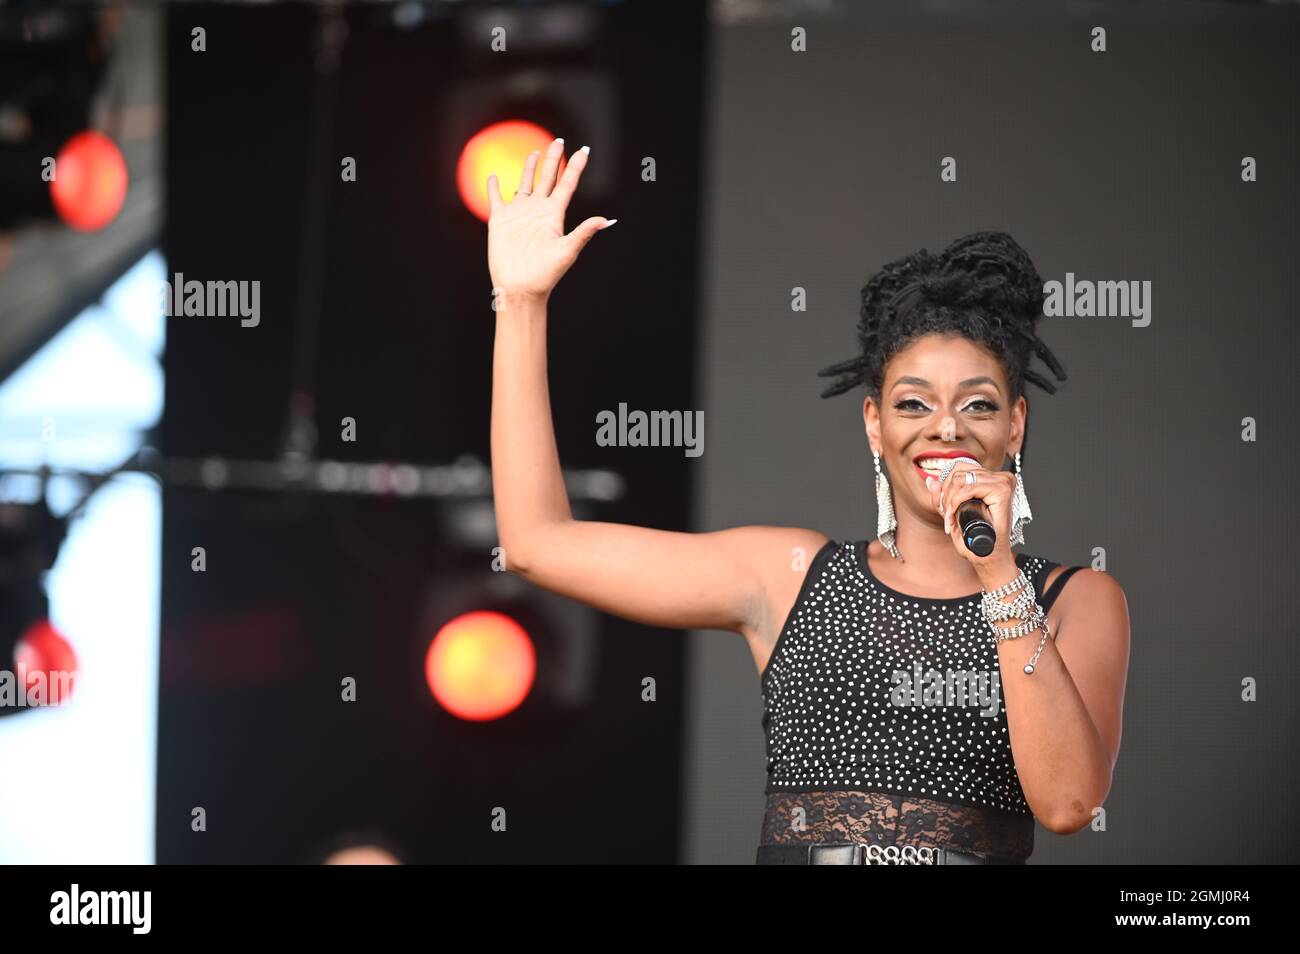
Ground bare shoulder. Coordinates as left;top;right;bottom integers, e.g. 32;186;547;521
1052;566;1131;648
1056;566;1129;613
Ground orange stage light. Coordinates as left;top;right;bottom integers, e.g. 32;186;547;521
455;120;565;222
49;130;128;232
14;620;77;705
425;610;536;721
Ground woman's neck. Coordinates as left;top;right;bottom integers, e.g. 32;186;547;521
882;507;988;591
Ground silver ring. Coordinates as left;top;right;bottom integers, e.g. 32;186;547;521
964;471;977;485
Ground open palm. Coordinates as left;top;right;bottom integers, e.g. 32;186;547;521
487;138;613;303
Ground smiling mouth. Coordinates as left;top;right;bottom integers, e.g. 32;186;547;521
912;454;979;480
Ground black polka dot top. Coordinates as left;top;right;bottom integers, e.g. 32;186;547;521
760;539;1076;817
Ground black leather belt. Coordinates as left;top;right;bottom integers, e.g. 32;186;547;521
755;843;1027;865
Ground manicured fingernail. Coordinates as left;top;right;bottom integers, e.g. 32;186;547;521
598;218;618;229
925;476;937;492
555;137;564;144
579;145;590;154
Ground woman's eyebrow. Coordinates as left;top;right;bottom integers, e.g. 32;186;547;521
889;375;1002;393
959;376;1002;394
890;376;931;391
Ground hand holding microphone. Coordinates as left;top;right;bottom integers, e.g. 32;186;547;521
936;456;997;557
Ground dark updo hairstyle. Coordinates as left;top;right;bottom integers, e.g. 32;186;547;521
817;230;1067;408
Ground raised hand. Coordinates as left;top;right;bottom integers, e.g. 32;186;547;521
486;137;615;305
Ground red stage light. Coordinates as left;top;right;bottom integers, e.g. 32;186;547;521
49;130;128;232
456;120;565;222
14;620;78;705
425;610;535;721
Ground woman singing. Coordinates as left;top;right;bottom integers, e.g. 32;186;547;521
486;137;1130;865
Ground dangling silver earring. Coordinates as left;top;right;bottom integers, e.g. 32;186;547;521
874;449;901;559
1010;451;1032;546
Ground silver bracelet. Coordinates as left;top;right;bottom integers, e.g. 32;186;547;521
981;569;1030;601
990;607;1053;674
1022;616;1053;674
980;569;1033;622
990;606;1046;638
981;569;1053;675
984;587;1037;621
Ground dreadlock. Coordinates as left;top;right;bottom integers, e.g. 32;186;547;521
817;231;1067;405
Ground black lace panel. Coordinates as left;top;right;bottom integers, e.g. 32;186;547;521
759;790;1034;859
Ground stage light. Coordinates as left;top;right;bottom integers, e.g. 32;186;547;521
13;619;77;706
322;845;401;865
0;498;71;716
425;610;536;721
455;119;565;222
49;130;128;232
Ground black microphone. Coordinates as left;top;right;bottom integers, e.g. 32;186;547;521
938;456;996;557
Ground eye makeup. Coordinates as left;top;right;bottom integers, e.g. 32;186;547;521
892;398;931;412
891;397;1000;413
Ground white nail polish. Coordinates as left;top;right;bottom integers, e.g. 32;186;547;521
555;137;564;144
579;145;590;154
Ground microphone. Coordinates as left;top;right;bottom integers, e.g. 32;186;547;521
938;456;996;557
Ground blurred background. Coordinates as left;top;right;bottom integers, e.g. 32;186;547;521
0;0;1296;864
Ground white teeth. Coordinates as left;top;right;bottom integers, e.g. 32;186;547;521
916;459;949;475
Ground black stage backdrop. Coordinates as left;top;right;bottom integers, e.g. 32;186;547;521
159;2;706;864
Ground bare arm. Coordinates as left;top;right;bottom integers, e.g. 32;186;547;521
984;562;1131;834
487;137;821;637
931;461;1131;834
